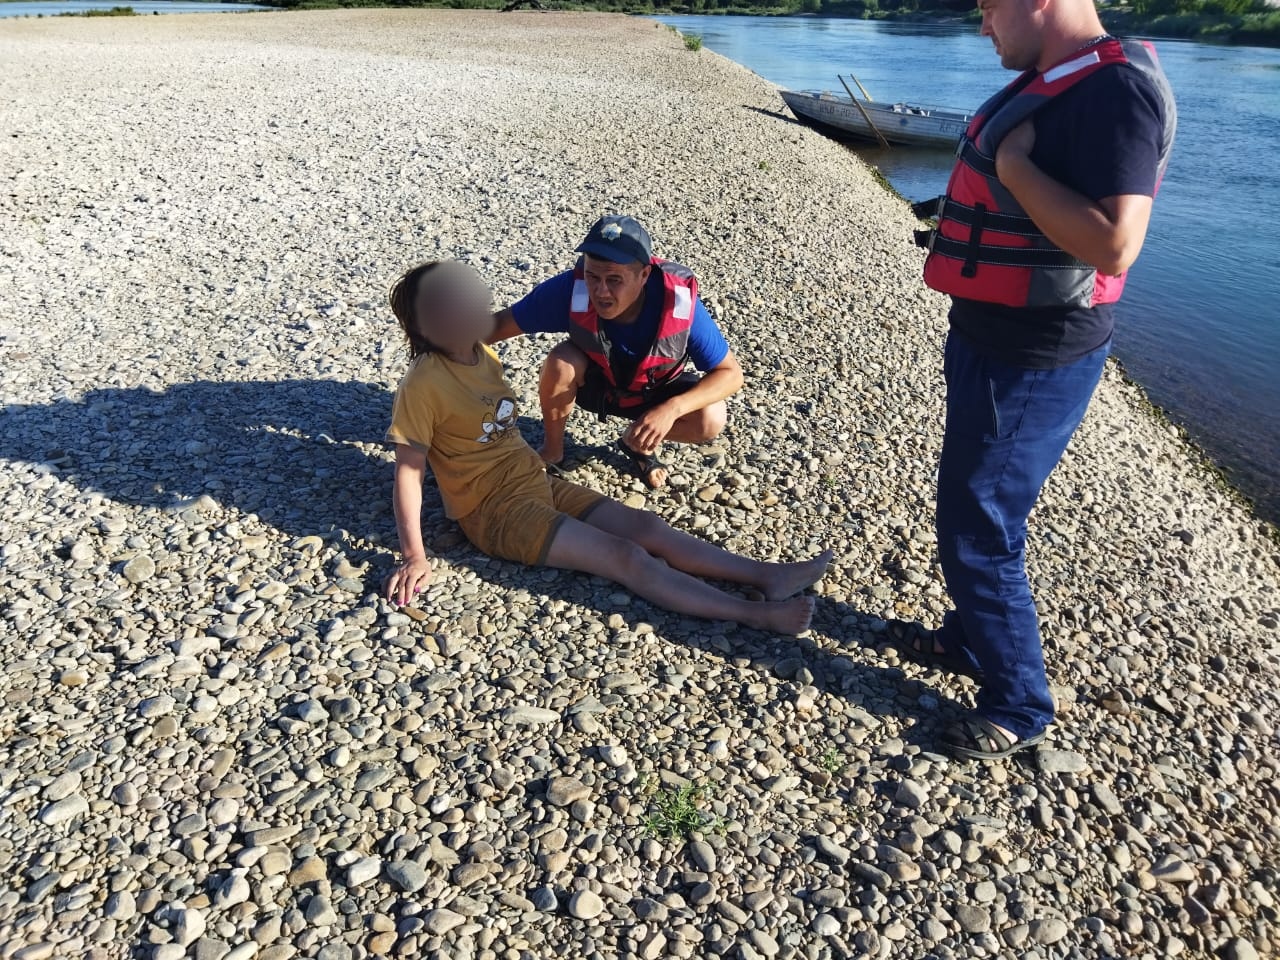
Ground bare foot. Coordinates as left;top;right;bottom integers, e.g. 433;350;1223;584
750;596;815;636
761;549;834;601
537;443;564;465
643;463;669;489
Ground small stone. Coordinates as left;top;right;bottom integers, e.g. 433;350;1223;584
123;554;156;584
1222;938;1260;960
568;889;604;920
954;904;991;934
304;894;337;925
812;913;840;937
688;839;717;872
811;835;849;866
112;783;139;806
749;930;780;957
105;891;136;921
38;794;88;826
345;857;381;887
385;860;428;893
531;885;558;912
546;776;590;806
138;695;175;718
1091;782;1124;816
422;909;465;936
288;857;326;885
1152;855;1197;884
503;705;560;726
598;745;628;768
895;779;929;809
175;907;207;947
1035;749;1088;774
1029;918;1069;945
214;873;251;908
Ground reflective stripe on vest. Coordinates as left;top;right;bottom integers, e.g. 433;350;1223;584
920;38;1176;310
568;257;697;405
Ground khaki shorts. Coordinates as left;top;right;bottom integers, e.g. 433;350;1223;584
457;472;606;566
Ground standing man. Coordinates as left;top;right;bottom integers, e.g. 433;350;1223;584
902;0;1176;759
489;215;744;489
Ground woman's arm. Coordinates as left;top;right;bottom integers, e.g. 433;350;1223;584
386;444;434;606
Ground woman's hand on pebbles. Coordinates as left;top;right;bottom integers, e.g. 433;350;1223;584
387;556;433;606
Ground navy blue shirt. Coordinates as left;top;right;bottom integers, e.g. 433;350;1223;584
511;269;730;373
948;63;1168;369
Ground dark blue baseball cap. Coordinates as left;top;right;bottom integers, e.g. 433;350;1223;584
575;215;653;266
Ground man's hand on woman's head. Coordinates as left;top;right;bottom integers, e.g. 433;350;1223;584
386;556;433;607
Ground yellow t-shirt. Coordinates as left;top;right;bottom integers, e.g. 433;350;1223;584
385;345;546;520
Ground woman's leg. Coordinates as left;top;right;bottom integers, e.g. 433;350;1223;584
543;514;815;636
581;500;832;601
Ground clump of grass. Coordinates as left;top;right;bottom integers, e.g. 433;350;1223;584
642;781;723;839
683;33;703;52
819;745;845;774
757;159;771;172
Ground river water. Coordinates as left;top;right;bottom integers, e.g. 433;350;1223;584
656;15;1280;521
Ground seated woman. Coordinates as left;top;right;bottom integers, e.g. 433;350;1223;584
383;260;831;636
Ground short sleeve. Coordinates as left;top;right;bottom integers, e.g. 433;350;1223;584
510;271;575;335
385;367;436;452
1042;67;1166;202
686;299;730;372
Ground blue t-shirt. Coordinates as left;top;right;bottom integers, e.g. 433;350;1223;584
948;63;1170;369
511;268;730;373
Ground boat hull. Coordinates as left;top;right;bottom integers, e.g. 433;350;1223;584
781;89;968;149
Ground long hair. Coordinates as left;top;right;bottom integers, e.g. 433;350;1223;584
389;261;442;360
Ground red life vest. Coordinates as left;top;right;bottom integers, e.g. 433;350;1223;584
916;38;1176;309
568;256;697;406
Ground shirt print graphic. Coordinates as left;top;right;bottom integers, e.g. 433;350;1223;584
476;396;519;445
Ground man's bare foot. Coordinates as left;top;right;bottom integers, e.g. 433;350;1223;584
750;596;815;636
617;439;669;489
537;443;564;466
761;549;834;601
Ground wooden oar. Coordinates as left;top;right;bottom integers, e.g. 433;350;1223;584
839;75;891;149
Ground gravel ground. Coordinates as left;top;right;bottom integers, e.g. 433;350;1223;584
1;10;1277;960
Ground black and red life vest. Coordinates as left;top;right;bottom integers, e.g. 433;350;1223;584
568;256;697;406
915;38;1176;310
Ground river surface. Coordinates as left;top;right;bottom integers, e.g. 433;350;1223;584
656;14;1280;521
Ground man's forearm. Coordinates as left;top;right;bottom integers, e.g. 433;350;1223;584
998;154;1140;276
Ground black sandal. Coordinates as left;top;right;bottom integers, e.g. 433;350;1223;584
886;619;984;680
941;715;1045;761
616;439;668;489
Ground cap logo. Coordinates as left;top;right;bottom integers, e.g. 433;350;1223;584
601;223;623;240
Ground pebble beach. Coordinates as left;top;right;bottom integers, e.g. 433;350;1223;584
1;10;1278;960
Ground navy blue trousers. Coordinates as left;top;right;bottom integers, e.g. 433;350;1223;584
935;331;1109;739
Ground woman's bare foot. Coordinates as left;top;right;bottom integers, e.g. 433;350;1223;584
760;549;834;601
749;596;815;636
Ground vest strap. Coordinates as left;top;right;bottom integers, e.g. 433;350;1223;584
961;203;987;278
928;233;1090;270
943;198;1041;237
